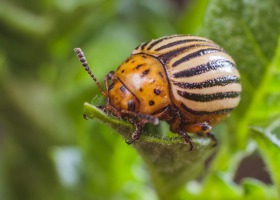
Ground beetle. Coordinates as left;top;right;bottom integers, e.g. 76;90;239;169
74;35;241;150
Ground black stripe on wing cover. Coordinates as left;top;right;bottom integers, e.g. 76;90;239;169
173;59;236;78
173;75;240;89
177;90;240;102
172;48;222;67
146;35;177;50
154;39;209;51
158;44;217;63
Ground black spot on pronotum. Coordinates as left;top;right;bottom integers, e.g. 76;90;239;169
140;88;143;92
154;89;161;95
149;100;155;106
120;85;126;93
128;100;136;111
141;69;150;77
131;60;135;63
136;64;144;69
121;69;125;73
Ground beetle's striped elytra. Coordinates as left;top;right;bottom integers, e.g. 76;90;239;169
75;35;241;150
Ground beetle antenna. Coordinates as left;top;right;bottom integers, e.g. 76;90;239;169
74;48;107;97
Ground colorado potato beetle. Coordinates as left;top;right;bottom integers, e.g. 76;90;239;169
74;35;241;150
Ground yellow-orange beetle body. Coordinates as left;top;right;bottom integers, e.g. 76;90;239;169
75;35;241;150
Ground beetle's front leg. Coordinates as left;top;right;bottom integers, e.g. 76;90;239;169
125;122;143;144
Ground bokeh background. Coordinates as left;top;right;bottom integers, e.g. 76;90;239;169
0;1;205;199
1;0;279;200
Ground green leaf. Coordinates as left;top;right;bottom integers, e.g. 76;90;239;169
241;178;278;200
200;173;242;199
251;120;280;199
177;0;209;34
84;102;216;199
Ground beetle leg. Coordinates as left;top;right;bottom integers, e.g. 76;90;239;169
184;122;212;136
206;132;217;147
185;122;217;147
99;104;122;118
169;109;182;133
151;106;173;121
121;110;159;125
178;130;193;151
168;110;194;150
126;122;143;144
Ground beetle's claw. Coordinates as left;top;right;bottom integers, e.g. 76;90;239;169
207;132;218;147
126;126;141;145
125;139;135;145
125;136;139;145
83;113;88;120
185;137;194;151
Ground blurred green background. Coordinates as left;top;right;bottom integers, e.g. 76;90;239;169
0;0;206;199
1;0;280;199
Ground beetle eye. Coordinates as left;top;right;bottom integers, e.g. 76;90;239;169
128;100;136;111
107;71;115;79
